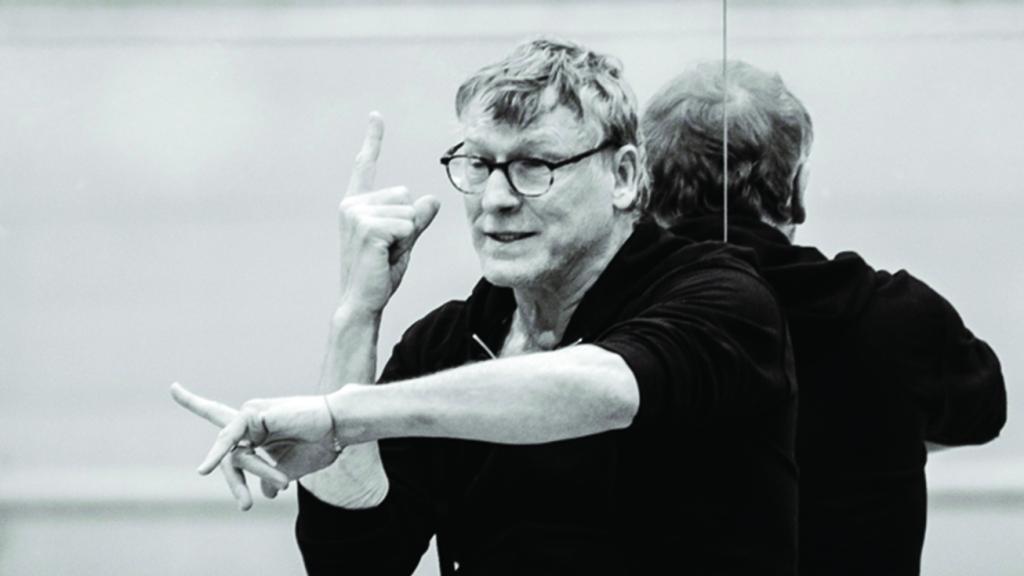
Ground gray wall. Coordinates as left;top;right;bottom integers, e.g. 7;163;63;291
1;2;1021;574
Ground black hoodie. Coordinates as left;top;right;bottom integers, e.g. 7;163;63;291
296;223;798;576
672;215;1006;576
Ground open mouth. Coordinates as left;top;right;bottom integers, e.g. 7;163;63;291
485;232;535;243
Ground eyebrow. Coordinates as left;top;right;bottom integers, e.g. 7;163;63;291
463;136;565;159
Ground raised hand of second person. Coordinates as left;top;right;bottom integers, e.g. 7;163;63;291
337;112;440;313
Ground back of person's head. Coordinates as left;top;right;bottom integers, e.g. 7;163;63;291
456;37;648;211
642;60;812;228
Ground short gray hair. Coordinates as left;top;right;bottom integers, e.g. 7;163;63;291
456;37;647;211
642;60;813;226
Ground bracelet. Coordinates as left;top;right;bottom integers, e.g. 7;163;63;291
323;394;344;453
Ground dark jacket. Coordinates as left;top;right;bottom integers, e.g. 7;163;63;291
296;223;798;575
672;215;1006;576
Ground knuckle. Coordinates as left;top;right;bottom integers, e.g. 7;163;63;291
352;216;371;235
366;189;392;203
338;198;363;218
397;220;415;237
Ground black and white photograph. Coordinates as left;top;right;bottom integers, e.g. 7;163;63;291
0;1;1019;574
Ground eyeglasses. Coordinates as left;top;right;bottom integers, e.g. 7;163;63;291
439;140;615;197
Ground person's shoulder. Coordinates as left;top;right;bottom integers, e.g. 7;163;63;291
635;229;781;318
397;297;471;353
828;250;936;296
380;293;475;383
388;278;510;367
860;262;953;319
637;222;764;278
853;262;962;351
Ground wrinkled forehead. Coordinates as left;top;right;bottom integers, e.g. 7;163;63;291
459;92;601;155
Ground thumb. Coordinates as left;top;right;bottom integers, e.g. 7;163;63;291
390;195;440;262
411;195;441;238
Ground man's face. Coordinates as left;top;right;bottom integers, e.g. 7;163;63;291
459;103;622;291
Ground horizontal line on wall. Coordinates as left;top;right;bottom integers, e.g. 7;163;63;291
4;30;1024;48
1;4;1023;44
2;463;1022;515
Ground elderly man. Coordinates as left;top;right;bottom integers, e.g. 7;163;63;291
642;60;1006;575
174;40;796;575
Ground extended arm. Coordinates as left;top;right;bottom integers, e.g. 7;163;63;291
186;260;789;477
324;263;788;446
327;344;639;445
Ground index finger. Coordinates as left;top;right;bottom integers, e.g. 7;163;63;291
197;415;249;475
346;111;384;197
170;382;238;428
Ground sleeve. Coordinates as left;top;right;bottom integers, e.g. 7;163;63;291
593;264;794;432
873;272;1006;445
295;307;459;576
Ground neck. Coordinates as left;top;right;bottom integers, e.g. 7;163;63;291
506;220;633;352
507;289;586;352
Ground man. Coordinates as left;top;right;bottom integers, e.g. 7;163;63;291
173;40;797;575
642;60;1007;575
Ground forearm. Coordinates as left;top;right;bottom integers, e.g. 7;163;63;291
302;301;388;507
926;314;1006;446
318;302;382;393
328;344;639;445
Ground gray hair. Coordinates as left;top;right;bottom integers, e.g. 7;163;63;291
642;60;813;226
456;37;648;212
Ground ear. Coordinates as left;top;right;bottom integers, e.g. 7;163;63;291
790;162;809;224
610;144;639;211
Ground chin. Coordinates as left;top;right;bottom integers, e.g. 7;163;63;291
479;258;544;289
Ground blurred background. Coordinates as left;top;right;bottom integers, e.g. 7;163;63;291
0;0;1021;574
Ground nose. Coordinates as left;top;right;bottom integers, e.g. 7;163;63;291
479;167;522;213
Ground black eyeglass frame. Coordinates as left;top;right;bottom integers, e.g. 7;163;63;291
439;140;617;197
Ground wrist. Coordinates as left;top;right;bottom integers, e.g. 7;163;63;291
326;382;425;444
332;300;383;328
321;394;344;453
326;384;375;444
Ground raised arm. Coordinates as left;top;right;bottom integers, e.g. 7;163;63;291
173;113;438;510
299;112;438;508
295;304;387;508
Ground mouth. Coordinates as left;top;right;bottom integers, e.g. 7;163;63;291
484;232;536;243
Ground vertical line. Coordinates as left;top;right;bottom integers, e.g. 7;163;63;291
722;0;729;243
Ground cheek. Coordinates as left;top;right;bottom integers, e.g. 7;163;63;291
559;198;614;238
463;197;485;233
462;198;485;251
462;195;480;220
